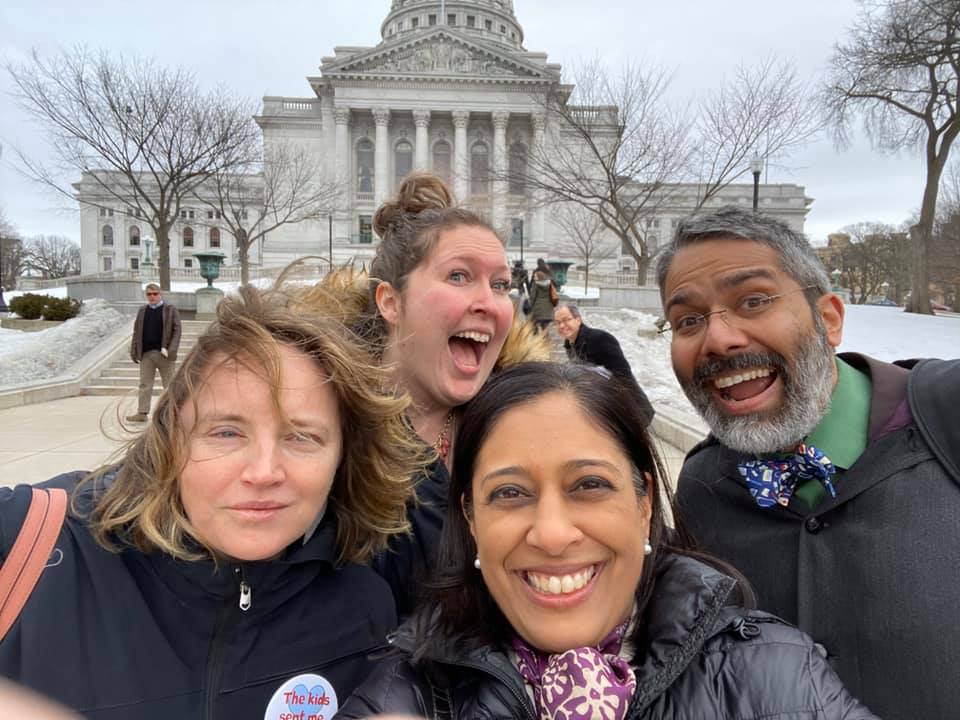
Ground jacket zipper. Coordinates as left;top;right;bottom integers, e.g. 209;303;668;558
203;566;250;720
445;659;536;720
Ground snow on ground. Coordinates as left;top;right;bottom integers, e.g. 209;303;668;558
0;300;129;388
2;282;957;424
581;304;960;431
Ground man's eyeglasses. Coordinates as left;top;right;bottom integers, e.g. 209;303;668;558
658;285;817;338
146;292;160;297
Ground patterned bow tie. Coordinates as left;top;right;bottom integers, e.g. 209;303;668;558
738;442;837;508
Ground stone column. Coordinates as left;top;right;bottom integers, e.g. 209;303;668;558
453;110;470;202
413;110;431;171
334;107;352;245
492;111;509;235
373;107;391;207
531;114;546;249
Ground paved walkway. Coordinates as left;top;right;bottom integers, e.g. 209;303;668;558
0;393;688;490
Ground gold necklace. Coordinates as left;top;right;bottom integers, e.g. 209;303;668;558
433;410;454;460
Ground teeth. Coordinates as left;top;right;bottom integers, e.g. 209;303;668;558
453;330;491;343
713;367;772;389
525;566;596;595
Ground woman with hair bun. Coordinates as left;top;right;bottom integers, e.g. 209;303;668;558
306;171;547;614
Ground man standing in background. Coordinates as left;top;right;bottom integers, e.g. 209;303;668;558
127;283;181;422
554;303;655;426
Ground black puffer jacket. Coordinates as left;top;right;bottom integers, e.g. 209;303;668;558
339;554;877;719
0;472;397;720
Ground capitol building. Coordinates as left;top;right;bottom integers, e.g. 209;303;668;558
77;0;811;279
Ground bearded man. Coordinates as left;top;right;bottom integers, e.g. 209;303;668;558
657;206;960;720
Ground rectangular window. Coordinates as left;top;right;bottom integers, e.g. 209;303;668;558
358;215;373;244
184;258;193;268
411;17;419;28
466;15;475;27
428;13;436;25
241;210;249;219
130;257;139;270
103;257;112;272
207;210;214;219
99;208;106;217
108;209;114;217
501;24;506;33
448;13;456;24
485;19;492;30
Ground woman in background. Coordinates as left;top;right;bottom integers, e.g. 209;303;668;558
304;172;548;613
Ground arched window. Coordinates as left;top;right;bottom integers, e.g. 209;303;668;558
183;227;194;247
129;225;140;246
432;140;452;184
471;142;489;196
101;225;114;246
356;139;374;193
209;227;221;248
509;142;528;195
394;140;413;188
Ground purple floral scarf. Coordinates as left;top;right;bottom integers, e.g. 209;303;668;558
511;619;636;720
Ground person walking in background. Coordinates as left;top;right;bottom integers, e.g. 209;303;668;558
127;283;181;423
527;269;556;332
656;206;960;719
554;303;655;426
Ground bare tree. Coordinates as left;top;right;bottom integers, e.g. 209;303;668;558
930;161;960;309
6;47;258;289
0;208;27;292
195;141;341;285
513;56;821;285
836;222;910;303
693;57;823;207
554;204;618;292
519;59;694;284
825;0;960;314
25;235;81;279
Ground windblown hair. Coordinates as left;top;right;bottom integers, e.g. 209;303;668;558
655;206;832;309
416;362;752;657
85;283;423;565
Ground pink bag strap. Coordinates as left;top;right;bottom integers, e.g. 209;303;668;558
0;488;68;641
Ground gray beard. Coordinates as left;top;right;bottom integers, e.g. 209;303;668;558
679;325;836;454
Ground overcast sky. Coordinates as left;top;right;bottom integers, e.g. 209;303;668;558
0;0;929;246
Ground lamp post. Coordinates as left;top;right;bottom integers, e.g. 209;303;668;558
750;156;763;212
328;213;334;270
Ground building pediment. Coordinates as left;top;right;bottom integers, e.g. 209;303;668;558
321;30;556;84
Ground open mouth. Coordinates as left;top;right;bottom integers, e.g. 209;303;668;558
523;565;597;596
712;367;777;402
449;330;491;371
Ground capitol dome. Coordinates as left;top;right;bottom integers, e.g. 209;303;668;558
381;0;524;49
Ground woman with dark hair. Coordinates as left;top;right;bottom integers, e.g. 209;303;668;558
0;284;424;719
340;362;877;719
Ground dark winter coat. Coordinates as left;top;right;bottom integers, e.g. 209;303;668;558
564;323;655;426
674;354;960;720
131;301;182;362
0;472;397;720
527;281;555;323
338;554;877;719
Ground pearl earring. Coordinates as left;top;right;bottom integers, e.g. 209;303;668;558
473;557;481;569
644;540;652;556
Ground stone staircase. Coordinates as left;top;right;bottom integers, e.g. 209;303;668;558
80;320;210;396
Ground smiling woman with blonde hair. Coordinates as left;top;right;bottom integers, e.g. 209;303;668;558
339;362;877;720
0;283;423;719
